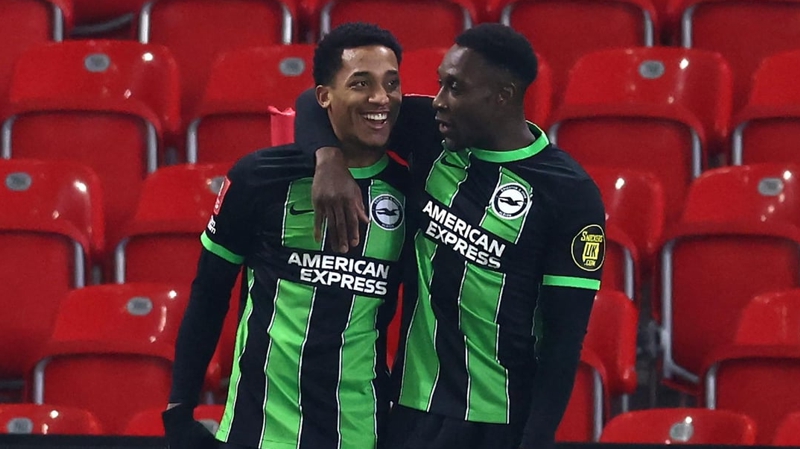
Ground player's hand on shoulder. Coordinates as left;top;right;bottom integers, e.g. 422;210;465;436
162;403;218;449
313;147;369;253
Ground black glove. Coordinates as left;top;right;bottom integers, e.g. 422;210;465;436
162;404;218;449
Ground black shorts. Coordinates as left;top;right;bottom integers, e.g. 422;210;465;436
383;405;523;449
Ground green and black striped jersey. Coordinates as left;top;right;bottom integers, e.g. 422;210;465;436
201;146;408;449
388;99;606;425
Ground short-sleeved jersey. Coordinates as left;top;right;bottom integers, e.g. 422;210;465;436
389;100;606;425
203;146;409;449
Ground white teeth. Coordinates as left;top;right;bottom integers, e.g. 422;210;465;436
364;113;388;121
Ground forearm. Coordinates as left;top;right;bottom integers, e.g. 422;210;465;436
169;249;240;406
294;88;340;161
520;286;594;449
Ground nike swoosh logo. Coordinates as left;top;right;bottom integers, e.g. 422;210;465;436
440;157;462;169
289;204;314;215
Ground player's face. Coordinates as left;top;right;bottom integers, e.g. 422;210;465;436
320;45;402;151
433;45;500;151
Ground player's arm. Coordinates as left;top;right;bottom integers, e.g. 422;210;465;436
520;178;606;449
294;89;435;253
163;165;255;449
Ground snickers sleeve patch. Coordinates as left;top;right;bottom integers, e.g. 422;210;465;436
541;180;606;290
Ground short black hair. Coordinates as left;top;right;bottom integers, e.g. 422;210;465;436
313;22;403;86
455;23;538;89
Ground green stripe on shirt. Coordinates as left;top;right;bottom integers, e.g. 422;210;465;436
542;275;600;290
201;232;245;264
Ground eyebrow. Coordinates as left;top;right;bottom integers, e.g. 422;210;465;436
349;69;399;78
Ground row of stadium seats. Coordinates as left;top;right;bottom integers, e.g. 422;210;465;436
0;282;633;440
9;403;800;446
0;276;800;445
3;0;800;117
3;40;800;238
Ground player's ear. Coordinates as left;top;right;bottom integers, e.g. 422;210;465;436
497;81;516;105
316;85;332;109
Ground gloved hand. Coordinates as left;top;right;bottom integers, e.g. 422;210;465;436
162;403;218;449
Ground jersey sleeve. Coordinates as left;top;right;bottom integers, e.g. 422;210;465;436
201;162;257;265
388;94;439;163
541;178;606;291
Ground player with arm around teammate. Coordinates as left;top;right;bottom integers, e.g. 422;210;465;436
294;24;605;449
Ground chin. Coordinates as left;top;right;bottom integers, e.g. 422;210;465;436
443;137;464;152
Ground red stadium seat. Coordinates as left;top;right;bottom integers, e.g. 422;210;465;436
774;411;800;446
124;405;224;436
30;283;219;435
550;47;732;223
0;404;103;435
731;50;800;166
584;290;638;402
138;0;297;126
659;164;800;391
315;0;478;50
400;48;552;128
2;40;180;252
489;0;658;103
556;290;638;442
115;164;242;382
186;45;309;163
0;0;72;104
0;159;103;381
400;48;552;127
703;289;800;444
587;167;665;300
671;0;800;112
600;408;757;444
556;349;605;442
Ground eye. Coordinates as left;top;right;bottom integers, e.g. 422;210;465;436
387;78;400;90
350;80;368;89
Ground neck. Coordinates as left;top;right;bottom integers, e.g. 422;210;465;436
341;141;384;168
480;114;534;151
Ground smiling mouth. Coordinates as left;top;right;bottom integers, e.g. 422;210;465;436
363;112;389;127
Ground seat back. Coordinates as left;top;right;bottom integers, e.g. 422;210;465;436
661;164;800;384
124;405;224;436
735;289;800;346
733;49;800;166
584;290;638;397
34;283;189;434
681;164;800;225
0;159;102;379
587;166;666;272
552;47;731;223
673;0;800;111
0;404;103;435
116;164;242;381
0;0;71;103
774;411;800;446
600;408;756;444
318;0;478;50
4;40;180;249
117;164;229;284
187;45;310;163
492;0;658;102
140;0;296;124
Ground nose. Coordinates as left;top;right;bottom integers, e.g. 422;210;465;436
370;85;390;105
432;87;447;111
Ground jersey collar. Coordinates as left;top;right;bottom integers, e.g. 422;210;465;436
467;122;549;163
348;154;389;179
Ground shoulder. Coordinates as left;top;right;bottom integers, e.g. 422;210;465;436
228;144;315;191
